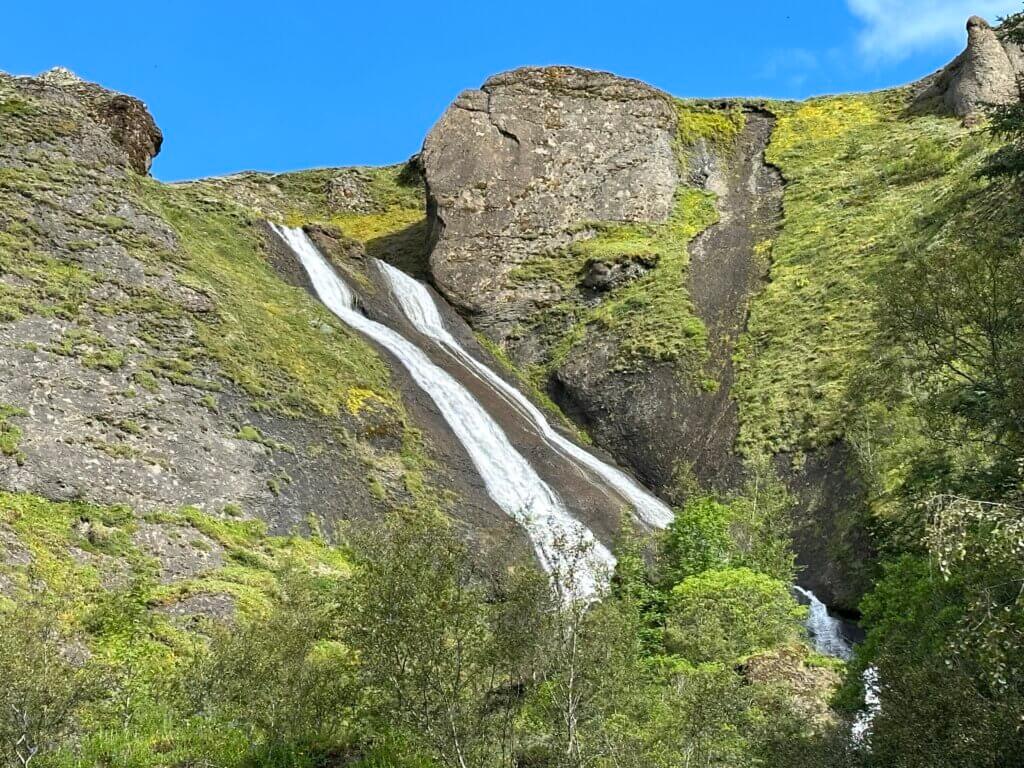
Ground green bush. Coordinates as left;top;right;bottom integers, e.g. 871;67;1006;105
181;567;354;761
665;567;805;663
658;497;737;587
0;596;109;768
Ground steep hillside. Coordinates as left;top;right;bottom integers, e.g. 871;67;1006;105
1;10;1023;766
418;49;1019;610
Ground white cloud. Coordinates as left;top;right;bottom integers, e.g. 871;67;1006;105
847;0;1019;61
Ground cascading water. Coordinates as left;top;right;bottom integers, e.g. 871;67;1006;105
793;585;853;660
271;224;614;597
375;258;674;530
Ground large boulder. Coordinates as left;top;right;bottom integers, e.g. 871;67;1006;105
913;16;1024;120
421;66;678;329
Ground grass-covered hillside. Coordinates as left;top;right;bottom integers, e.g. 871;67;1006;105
1;27;1024;765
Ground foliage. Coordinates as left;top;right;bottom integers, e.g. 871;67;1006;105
0;595;108;768
843;551;1024;768
876;176;1024;492
736;92;993;455
659;460;795;588
658;496;736;586
666;567;805;663
985;10;1024;176
341;510;540;768
181;567;354;764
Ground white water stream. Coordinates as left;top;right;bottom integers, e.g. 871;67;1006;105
271;224;614;597
375;259;674;530
793;585;853;660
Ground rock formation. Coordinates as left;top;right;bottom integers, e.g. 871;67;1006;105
913;15;1024;120
21;67;164;174
422;66;678;330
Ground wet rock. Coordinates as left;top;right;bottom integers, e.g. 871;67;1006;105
912;16;1024;120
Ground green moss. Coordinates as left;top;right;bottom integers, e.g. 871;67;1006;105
132;370;160;393
517;184;717;380
135;178;399;419
734;91;992;455
235;423;295;454
503;103;740;390
0;404;26;464
675;101;746;147
0;230;97;322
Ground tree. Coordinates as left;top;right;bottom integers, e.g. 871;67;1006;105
182;566;354;762
340;510;536;768
665;567;805;663
986;9;1024;176
658;496;736;588
0;595;106;768
847;550;1024;768
878;177;1024;494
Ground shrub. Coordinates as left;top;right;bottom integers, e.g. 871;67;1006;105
0;596;108;768
658;497;736;587
665;567;805;663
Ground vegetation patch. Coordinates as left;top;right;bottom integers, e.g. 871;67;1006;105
734;90;992;455
136;179;399;418
0;405;25;464
503;103;747;393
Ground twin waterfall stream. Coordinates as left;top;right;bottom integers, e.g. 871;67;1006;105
271;223;855;664
273;224;629;597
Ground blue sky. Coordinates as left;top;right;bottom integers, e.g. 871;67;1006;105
3;0;1018;180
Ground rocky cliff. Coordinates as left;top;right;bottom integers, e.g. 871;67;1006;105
417;17;1021;609
2;14;1021;620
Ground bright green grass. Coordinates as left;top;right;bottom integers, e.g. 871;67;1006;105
734;91;993;455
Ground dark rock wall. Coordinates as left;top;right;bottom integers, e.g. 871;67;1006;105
553;110;783;495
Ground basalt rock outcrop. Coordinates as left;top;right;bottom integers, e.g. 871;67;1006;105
26;67;163;174
420;69;866;609
913;15;1024;120
422;66;679;331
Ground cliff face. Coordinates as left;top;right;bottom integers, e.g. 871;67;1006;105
417;18;1022;610
0;68;542;617
422;66;679;329
1;13;1021;617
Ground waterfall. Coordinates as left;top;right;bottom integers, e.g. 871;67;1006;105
793;585;853;660
852;666;881;745
375;258;674;530
271;224;614;598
